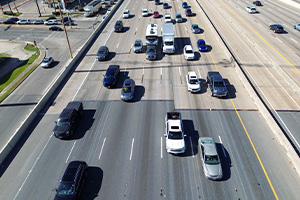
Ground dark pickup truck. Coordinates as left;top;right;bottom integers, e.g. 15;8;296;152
206;71;228;97
53;101;83;139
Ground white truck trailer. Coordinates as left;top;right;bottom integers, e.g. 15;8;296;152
161;23;175;54
84;0;102;17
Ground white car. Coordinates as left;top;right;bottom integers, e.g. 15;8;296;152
142;9;148;17
186;71;201;93
246;6;256;13
17;19;31;24
123;9;130;18
164;14;172;23
44;20;58;25
183;45;195;60
106;8;112;14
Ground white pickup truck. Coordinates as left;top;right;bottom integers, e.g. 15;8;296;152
164;112;186;154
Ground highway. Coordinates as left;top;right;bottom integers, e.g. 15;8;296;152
0;0;300;199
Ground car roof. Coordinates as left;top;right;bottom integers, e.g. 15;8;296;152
124;79;134;86
188;71;198;78
107;65;120;73
200;137;218;156
272;24;283;27
99;46;107;50
198;39;205;43
44;56;52;60
62;161;86;182
185;45;193;50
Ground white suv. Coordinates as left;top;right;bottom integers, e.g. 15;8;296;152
164;14;172;23
186;71;201;93
123;10;130;18
183;45;195;60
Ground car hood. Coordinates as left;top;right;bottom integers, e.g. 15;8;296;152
204;163;222;178
188;83;200;90
121;92;133;98
103;77;116;85
41;62;49;67
53;125;70;135
214;87;227;93
167;139;185;150
54;194;76;200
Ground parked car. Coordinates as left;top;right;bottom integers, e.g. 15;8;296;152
163;2;169;9
185;8;193;16
3;19;16;24
146;45;156;60
164;14;172;23
142;8;148;17
133;39;143;53
191;24;201;33
17;19;31;24
49;26;63;31
41;56;54;68
186;71;201;93
253;1;262;6
153;11;160;18
96;46;109;61
183;45;195;60
269;24;284;33
123;9;130;18
114;20;123;32
33;19;44;24
206;71;228;97
175;13;183;23
294;23;300;31
246;6;257;13
103;65;120;88
44;20;58;25
121;79;135;101
45;16;57;21
182;2;188;8
8;17;19;22
197;39;207;52
54;161;88;200
200;137;223;180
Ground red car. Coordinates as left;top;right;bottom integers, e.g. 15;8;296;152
153;11;160;18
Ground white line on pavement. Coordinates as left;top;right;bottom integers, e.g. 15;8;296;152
99;138;106;160
189;136;195;157
130;138;134;160
66;141;76;163
161;136;163;158
218;135;226;158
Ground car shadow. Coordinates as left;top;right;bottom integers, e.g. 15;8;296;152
123;26;130;32
199;78;208;94
128;14;135;19
182;18;187;23
216;143;231;181
79;166;103;200
179;119;199;157
106;52;116;61
114;71;129;89
174;37;192;55
205;45;212;52
194;52;201;61
133;85;145;102
224;79;236;99
47;61;60;68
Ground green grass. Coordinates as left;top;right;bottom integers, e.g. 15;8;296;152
0;54;8;58
3;11;21;16
0;44;40;102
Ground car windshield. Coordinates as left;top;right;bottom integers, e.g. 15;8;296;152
42;58;50;63
168;131;183;139
198;42;205;46
122;86;132;93
189;79;198;84
57;118;70;126
193;25;198;29
154;12;158;14
146;36;157;42
165;16;171;19
57;183;75;196
98;49;105;54
204;155;220;164
134;42;141;46
186;49;193;54
214;81;225;87
165;41;173;46
124;11;129;14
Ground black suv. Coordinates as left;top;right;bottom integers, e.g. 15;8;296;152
114;20;123;32
103;65;120;88
269;24;284;33
53;101;83;139
55;161;88;200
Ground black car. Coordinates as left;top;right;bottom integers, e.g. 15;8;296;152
253;1;262;6
185;8;193;16
269;24;284;33
8;17;19;22
114;20;123;32
53;101;83;139
49;26;63;31
155;0;160;5
3;19;16;24
46;16;57;21
55;161;88;200
103;65;120;88
163;2;169;9
63;16;72;22
96;46;109;61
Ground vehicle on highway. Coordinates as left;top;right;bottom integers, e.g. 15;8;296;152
146;45;156;60
106;8;112;14
53;101;83;139
185;8;193;16
41;56;54;68
142;8;148;17
54;161;88;200
200;137;223;180
64;21;75;26
164;14;172;23
182;1;188;8
294;23;300;31
114;20;123;32
103;65;120;88
253;1;262;6
123;9;130;18
17;19;31;24
246;6;257;13
162;23;175;54
207;71;228;97
45;16;57;21
155;0;160;5
49;26;63;31
165;112;186;154
153;11;160;18
269;24;284;33
121;79;135;101
186;71;201;93
44;20;58;25
191;24;201;33
183;45;195;60
175;13;183;23
163;2;169;9
197;39;207;52
3;19;16;24
146;24;158;45
33;19;44;24
133;39;143;53
96;46;109;61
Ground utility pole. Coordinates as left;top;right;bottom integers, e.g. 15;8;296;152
35;0;41;17
12;0;18;13
58;2;73;59
6;0;13;14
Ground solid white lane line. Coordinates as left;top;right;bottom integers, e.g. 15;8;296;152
13;135;52;200
66;141;76;163
98;138;106;160
290;37;298;44
189;136;195;157
161;136;163;158
219;135;226;158
130;138;134;160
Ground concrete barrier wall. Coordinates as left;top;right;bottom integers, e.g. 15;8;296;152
0;0;124;164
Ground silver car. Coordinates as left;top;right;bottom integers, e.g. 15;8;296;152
191;24;201;33
41;56;54;68
121;79;135;101
175;13;183;23
133;39;143;53
146;45;156;60
200;137;223;180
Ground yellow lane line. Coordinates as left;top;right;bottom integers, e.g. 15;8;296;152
192;13;279;199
